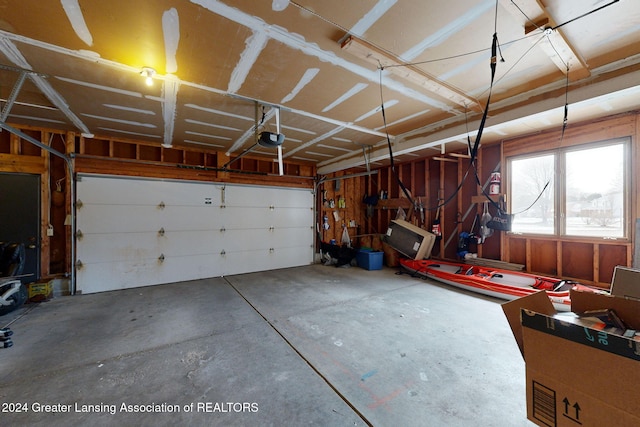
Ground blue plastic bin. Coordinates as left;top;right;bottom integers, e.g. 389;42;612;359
356;250;383;270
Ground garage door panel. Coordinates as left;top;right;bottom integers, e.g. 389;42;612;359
222;185;312;209
77;205;224;234
215;207;312;229
266;208;314;228
216;229;272;252
221;246;312;274
216;248;308;276
77;232;161;263
77;205;160;233
77;230;234;263
77;253;224;294
272;227;314;247
76;175;314;293
77;176;223;207
269;246;314;270
213;227;311;253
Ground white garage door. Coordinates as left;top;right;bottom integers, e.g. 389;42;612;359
75;174;314;294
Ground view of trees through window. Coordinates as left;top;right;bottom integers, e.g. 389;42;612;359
565;143;625;237
510;154;555;234
509;140;626;238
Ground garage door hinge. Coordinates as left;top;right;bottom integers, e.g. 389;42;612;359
158;254;165;263
76;260;83;270
76;230;83;240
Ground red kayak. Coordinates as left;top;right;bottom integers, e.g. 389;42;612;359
399;258;605;311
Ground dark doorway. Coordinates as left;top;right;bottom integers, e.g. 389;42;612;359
0;173;40;283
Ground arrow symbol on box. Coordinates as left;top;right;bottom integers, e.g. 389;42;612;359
573;402;581;421
562;398;582;424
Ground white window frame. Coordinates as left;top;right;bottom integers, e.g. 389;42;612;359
507;137;630;240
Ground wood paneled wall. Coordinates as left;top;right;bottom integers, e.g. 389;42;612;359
2;109;638;287
0;127;315;281
322;111;640;287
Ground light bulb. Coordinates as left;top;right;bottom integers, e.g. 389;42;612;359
141;67;156;86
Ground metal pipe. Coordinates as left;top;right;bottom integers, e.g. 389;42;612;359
220;141;260;170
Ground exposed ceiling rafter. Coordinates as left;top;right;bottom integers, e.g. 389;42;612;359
498;0;590;80
341;35;482;112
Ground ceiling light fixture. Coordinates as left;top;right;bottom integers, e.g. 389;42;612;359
140;67;156;86
341;36;481;111
272;0;289;11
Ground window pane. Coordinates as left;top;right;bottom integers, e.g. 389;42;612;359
565;144;624;237
510;154;555;234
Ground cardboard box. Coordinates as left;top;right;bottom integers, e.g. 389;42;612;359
383;220;435;260
27;280;53;303
610;266;640;300
381;242;400;267
503;290;640;427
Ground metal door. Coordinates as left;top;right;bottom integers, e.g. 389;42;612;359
0;172;40;283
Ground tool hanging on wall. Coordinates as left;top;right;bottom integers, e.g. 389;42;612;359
341;225;351;247
431;204;442;237
323;213;330;230
479;202;494;243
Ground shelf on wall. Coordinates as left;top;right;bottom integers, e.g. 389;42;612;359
375;198;413;209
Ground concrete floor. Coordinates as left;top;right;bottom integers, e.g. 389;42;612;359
0;264;534;426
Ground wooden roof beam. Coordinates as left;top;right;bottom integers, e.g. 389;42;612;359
341;35;482;112
499;0;590;81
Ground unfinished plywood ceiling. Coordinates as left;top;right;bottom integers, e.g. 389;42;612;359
0;0;638;173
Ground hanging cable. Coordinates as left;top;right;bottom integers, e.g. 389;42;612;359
378;69;416;207
494;15;574;216
552;0;620;31
376;1;503;216
434;5;503;214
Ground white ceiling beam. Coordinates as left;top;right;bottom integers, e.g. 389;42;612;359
0;35;91;135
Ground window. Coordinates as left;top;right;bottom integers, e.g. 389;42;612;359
565;143;625;237
508;139;628;238
510;154;555;234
